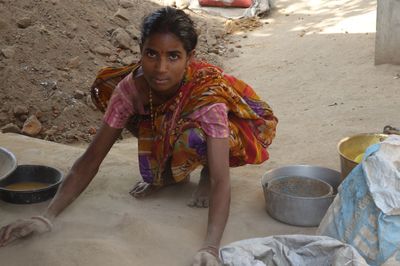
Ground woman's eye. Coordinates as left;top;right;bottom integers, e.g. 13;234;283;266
146;51;156;58
169;54;179;61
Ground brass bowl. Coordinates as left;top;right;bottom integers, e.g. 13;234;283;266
337;133;388;179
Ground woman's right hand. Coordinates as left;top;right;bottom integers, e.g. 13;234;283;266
0;216;52;247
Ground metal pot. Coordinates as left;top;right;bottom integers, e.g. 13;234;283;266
261;165;341;227
0;147;17;180
0;165;63;204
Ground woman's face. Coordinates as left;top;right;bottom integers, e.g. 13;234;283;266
141;32;193;97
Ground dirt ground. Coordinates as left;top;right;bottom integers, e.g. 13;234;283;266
1;0;400;265
0;0;234;143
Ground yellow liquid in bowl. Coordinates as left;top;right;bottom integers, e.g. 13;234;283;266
4;182;51;191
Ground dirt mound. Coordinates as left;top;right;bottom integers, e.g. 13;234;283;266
0;0;238;144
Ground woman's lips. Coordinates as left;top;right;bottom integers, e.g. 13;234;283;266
154;78;169;85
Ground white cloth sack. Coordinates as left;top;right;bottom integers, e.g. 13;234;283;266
220;235;368;266
317;135;400;266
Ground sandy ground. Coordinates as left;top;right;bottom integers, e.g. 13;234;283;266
1;0;400;265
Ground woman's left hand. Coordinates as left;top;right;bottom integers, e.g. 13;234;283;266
191;250;221;266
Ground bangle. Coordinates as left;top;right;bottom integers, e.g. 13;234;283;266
31;215;53;232
199;245;220;258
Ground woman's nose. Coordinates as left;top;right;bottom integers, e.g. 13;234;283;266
156;58;168;72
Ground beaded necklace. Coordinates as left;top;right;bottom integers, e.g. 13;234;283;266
148;87;155;131
147;76;187;132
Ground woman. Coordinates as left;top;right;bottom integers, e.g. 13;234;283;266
0;7;277;265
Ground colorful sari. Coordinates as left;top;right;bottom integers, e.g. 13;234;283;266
91;60;278;186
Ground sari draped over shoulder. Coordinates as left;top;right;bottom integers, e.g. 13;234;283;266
91;60;278;186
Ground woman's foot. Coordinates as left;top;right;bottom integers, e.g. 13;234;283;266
129;181;160;198
187;167;211;208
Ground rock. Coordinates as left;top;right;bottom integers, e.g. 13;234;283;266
107;54;118;62
17;114;28;122
208;48;219;54
86;95;97;110
13;105;29;116
67;56;80;69
93;45;112;56
40;80;58;90
129;45;140;54
1;123;21;134
111;28;132;49
17;17;33;29
164;0;175;6
35;110;44;119
206;32;218;46
0;18;8;31
1;46;15;58
114;8;131;21
119;0;134;8
0;112;8;124
104;0;119;10
176;0;189;9
73;89;85;99
44;125;58;136
125;24;140;40
121;55;135;65
22;115;42;136
90;22;99;29
69;22;78;31
88;127;97;135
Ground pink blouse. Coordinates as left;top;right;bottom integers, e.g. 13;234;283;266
103;73;229;138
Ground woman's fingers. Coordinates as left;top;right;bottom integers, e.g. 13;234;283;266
0;220;35;247
0;223;20;247
0;224;11;246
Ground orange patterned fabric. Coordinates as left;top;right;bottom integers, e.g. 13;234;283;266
91;60;278;186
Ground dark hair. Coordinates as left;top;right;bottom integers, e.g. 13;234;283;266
140;7;198;54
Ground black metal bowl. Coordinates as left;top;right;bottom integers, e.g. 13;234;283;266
0;165;63;204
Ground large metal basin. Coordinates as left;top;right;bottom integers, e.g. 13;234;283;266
0;147;17;180
337;133;387;179
261;165;341;227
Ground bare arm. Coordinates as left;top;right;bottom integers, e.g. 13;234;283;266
43;122;123;221
203;137;231;250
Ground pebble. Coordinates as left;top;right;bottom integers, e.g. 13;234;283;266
1;123;21;134
119;0;134;8
88;127;97;135
22;115;42;136
17;17;33;28
1;46;15;58
93;45;112;56
67;56;80;69
111;28;132;49
125;24;139;39
121;55;135;65
13;105;29;116
73;89;85;99
114;8;131;21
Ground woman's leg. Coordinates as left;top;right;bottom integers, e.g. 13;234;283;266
131;127;208;199
129;158;190;198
